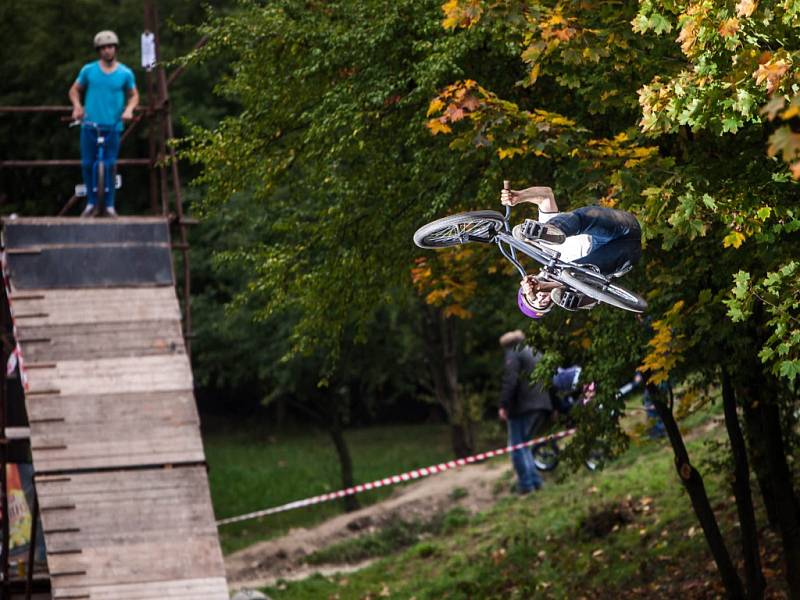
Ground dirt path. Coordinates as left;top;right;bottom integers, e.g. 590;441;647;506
226;460;511;591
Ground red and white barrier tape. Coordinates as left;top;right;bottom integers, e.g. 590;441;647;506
216;427;576;526
1;252;29;390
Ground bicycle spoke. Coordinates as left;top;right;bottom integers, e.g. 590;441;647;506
426;219;495;243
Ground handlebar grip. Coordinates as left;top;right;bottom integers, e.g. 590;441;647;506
503;180;510;190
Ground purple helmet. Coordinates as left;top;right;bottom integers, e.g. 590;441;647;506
517;287;552;319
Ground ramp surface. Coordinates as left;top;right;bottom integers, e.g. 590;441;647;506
2;217;227;599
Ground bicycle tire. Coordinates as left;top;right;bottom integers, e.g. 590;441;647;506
532;440;560;472
557;269;647;313
413;211;505;249
584;448;605;472
96;161;106;209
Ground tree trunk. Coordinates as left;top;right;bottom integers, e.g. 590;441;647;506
746;397;800;597
721;369;765;600
329;423;359;513
742;400;780;530
450;423;473;459
419;304;474;457
736;316;800;598
650;389;745;599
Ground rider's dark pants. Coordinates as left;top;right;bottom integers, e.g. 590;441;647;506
80;125;120;209
547;206;641;275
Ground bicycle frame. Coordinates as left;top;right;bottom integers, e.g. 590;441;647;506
71;120;120;198
483;205;611;285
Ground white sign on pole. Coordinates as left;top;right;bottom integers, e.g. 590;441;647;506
141;31;156;71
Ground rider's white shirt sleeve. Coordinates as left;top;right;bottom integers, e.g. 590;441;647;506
538;210;592;263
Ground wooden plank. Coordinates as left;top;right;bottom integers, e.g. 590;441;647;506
36;468;225;593
25;390;199;426
32;448;204;473
17;320;185;362
48;539;225;588
51;578;229;600
8;287;182;327
31;443;204;473
25;355;193;397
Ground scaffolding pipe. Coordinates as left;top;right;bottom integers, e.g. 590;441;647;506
0;159;151;168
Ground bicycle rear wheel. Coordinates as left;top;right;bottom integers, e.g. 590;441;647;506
96;161;106;209
558;269;647;313
532;440;560;472
413;211;505;249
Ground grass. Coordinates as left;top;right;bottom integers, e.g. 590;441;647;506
305;507;471;566
260;400;790;599
205;421;505;554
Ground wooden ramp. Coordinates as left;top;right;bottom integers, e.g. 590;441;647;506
2;217;228;599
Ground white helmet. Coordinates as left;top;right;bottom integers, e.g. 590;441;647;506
94;30;119;48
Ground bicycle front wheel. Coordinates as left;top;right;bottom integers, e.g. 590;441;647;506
558;269;647;313
413;211;505;249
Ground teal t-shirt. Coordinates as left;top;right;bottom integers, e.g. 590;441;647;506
76;61;136;131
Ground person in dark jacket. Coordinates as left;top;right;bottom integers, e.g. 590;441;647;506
498;330;553;493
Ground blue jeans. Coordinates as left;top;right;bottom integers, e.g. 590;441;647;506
80;125;120;208
548;206;642;275
507;410;547;492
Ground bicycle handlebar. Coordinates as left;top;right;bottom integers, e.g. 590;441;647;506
69;119;121;131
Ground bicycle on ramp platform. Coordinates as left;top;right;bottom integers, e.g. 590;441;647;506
70;119;122;217
413;181;647;313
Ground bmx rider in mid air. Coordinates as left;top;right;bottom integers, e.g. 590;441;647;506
501;186;642;319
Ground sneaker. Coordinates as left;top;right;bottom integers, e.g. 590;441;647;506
551;287;598;311
513;219;566;245
80;204;97;218
105;206;119;218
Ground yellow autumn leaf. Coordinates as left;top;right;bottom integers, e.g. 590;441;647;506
497;147;524;160
677;19;699;56
529;63;541;84
723;231;746;249
427;98;445;117
780;103;800;120
426;288;452;305
718;17;739;37
736;0;757;18
441;0;460;29
754;59;789;94
426;119;452;135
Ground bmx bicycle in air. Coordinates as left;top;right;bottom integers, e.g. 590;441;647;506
413;182;647;313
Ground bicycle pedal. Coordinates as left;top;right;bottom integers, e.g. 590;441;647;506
521;220;543;239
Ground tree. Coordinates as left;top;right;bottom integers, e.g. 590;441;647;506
182;0;528;454
427;0;800;596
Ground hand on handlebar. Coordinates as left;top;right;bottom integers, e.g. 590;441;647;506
500;185;556;208
71;106;84;122
501;188;521;206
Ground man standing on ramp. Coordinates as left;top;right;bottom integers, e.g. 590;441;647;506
68;30;139;218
